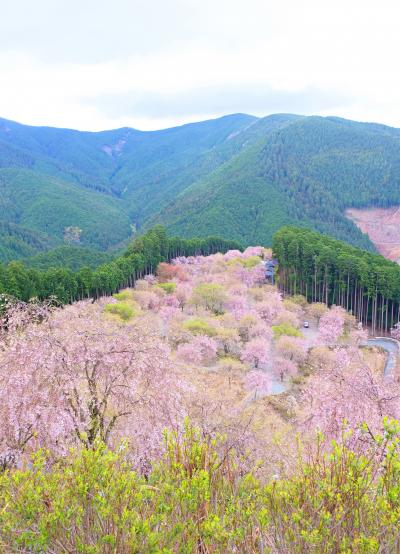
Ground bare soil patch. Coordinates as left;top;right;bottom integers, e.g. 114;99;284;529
346;206;400;262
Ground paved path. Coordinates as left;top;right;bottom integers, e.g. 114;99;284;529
365;337;399;378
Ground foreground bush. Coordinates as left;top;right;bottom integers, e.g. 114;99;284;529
1;421;400;553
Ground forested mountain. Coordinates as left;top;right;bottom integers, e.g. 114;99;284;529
2;112;400;263
0;114;256;262
155;116;400;249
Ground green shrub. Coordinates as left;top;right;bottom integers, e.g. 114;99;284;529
272;323;302;338
1;421;400;552
290;294;308;307
157;282;176;294
182;318;218;337
191;283;227;314
112;290;132;301
227;256;261;268
104;301;136;321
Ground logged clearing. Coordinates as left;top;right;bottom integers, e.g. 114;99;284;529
346;206;400;262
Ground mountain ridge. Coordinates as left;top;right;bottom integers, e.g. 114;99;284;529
1;111;400;263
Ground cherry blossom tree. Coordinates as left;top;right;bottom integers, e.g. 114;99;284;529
175;283;192;311
0;301;182;470
350;327;369;346
391;322;400;341
226;294;249;320
241;337;270;369
243;246;263;257
307;302;329;322
176;335;218;366
318;306;345;346
273;309;300;328
248;321;272;341
256;292;282;323
235;264;265;287
158;305;180;338
134;290;161;310
157;262;188;283
275;335;307;365
0;295;56;338
215;327;241;357
223;249;243;260
273;357;298;382
244;370;271;399
301;347;400;438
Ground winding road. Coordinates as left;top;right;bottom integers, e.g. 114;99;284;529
365;337;399;378
265;311;399;395
269;328;399;395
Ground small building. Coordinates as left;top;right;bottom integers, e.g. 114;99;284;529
266;259;278;268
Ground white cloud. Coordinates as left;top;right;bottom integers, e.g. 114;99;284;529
1;0;400;130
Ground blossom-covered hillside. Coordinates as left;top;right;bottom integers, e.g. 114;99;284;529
2;246;398;476
1;247;400;551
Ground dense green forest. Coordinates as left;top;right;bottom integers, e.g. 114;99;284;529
23;245;113;271
273;226;400;332
0;221;56;262
0;168;131;251
0;114;254;261
0;226;240;304
3;113;400;262
157;116;400;250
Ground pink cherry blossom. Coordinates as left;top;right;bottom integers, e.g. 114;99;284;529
0;301;184;470
391;322;400;341
244;370;271;399
318;306;345;346
241;337;270;369
176;335;218;366
273;357;298;382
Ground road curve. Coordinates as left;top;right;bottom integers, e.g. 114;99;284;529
366;337;399;378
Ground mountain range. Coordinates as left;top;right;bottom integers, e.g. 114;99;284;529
1;111;400;264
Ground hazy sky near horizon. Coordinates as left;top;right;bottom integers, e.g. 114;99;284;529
1;0;400;131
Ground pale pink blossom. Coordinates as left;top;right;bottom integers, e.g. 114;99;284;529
241;337;270;369
318;306;345;346
244;370;271;399
176;335;218;366
0;301;184;470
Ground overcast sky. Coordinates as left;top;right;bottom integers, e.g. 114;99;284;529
1;0;400;131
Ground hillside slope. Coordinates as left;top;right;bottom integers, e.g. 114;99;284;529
0;114;256;261
2;113;400;262
153;115;400;249
0;168;131;249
